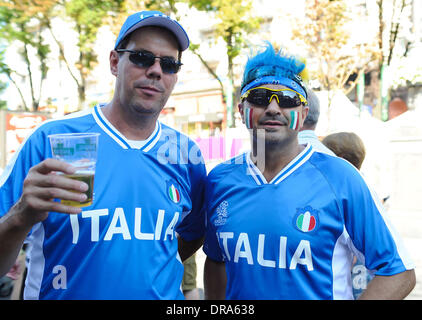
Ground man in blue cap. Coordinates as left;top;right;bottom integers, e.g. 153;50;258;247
203;42;415;300
0;11;206;299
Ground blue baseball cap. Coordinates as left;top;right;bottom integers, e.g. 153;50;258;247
114;11;190;51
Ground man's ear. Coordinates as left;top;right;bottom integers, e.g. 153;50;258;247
300;105;309;126
110;50;119;77
238;103;245;123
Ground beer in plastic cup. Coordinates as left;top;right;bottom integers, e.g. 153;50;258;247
48;132;100;207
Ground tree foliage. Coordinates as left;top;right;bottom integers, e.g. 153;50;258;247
62;0;125;109
0;0;125;111
0;0;56;111
188;0;262;127
292;0;377;97
0;51;7;109
377;0;412;69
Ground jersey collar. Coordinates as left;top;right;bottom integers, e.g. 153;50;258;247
92;104;162;151
246;143;314;185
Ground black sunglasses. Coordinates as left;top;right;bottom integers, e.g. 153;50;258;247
116;49;182;74
241;87;307;108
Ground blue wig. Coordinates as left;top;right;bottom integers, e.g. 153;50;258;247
240;42;307;98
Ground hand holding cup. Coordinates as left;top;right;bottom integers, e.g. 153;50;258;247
48;133;99;207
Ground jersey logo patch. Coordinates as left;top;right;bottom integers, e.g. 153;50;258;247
294;206;319;233
166;180;181;203
214;200;228;226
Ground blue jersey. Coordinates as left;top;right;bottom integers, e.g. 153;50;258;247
0;104;206;300
203;144;414;300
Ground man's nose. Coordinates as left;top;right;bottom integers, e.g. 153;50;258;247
265;98;281;114
145;58;163;79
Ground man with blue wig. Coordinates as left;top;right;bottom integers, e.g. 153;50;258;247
202;43;415;300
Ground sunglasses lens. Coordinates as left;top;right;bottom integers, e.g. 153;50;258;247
129;52;180;74
246;89;270;107
129;52;155;68
160;58;180;74
246;88;302;108
279;91;302;107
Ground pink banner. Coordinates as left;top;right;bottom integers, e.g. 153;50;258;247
195;137;243;162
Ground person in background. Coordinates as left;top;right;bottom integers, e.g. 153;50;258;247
298;88;335;156
0;258;21;300
182;253;201;299
322;132;366;170
0;11;206;300
322;131;373;299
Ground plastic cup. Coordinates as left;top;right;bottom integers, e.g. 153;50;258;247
48;133;100;207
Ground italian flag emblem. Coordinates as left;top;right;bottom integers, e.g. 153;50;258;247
168;183;180;203
289;110;300;131
296;211;316;232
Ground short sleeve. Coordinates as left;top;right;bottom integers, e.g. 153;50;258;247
202;177;224;262
175;141;207;241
